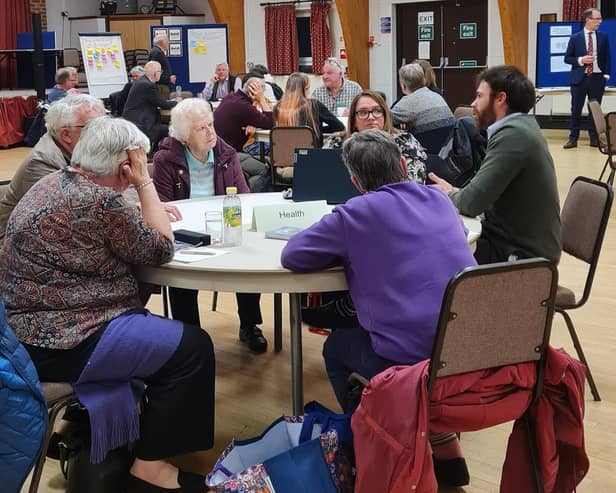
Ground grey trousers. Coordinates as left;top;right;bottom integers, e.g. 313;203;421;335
238;152;269;192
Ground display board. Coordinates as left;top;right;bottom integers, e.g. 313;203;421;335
79;32;128;99
536;20;616;88
150;24;228;95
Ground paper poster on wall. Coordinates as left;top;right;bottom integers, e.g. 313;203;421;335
169;28;181;42
187;27;228;83
169;43;182;56
418;41;430;60
79;32;128;99
550;37;569;54
550;25;572;36
550;56;569;72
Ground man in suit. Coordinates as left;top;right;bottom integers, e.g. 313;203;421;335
563;8;611;149
122;61;177;151
148;32;176;92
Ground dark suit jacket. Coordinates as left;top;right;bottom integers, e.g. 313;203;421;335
122;76;176;139
565;30;610;85
148;46;173;86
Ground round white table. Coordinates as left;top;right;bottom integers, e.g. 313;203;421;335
135;192;481;414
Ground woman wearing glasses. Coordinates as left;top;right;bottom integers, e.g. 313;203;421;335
326;90;427;184
274;72;345;147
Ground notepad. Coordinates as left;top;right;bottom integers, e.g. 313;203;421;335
265;226;304;240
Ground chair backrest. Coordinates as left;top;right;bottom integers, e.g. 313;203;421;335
134;49;150;67
560;176;613;306
453;106;473;119
427;259;558;403
62;48;80;68
269;126;317;168
606;112;616;159
588;100;608;152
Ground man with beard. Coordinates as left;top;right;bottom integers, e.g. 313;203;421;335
429;65;561;265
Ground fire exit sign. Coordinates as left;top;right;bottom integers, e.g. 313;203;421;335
460;22;477;39
418;25;434;41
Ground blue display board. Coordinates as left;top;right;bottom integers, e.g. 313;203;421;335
149;24;229;96
536;20;616;88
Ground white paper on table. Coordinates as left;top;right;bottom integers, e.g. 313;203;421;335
173;247;229;263
418;41;430;60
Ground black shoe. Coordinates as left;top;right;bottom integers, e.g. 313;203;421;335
239;325;268;353
433;456;470;487
301;300;359;329
563;140;578;149
590;137;599;147
125;471;206;493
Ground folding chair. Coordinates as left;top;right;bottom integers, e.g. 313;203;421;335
603;111;616;185
555;176;614;401
269;126;317;189
587;100;615;185
427;258;558;492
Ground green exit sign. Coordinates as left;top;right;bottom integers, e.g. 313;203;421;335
460;60;477;67
460;22;477;39
418;25;434;41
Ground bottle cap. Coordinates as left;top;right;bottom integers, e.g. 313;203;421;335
226;186;238;195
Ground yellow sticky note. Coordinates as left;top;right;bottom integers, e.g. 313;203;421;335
95;48;101;54
111;45;118;52
201;48;208;54
86;46;93;53
198;41;205;47
96;61;103;68
114;61;121;68
193;47;199;54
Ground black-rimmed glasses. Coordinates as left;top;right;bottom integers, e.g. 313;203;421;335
355;108;385;120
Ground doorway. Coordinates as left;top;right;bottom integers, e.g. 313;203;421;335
395;0;488;110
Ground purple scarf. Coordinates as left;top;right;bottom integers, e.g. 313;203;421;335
73;311;182;463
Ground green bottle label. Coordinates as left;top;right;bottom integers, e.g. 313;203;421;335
223;205;242;227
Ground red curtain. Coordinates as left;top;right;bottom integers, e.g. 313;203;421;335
562;0;596;21
0;96;37;147
265;5;299;75
310;2;332;74
0;0;32;88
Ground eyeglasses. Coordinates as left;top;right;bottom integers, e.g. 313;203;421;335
589;17;602;20
65;125;86;128
355;108;385;119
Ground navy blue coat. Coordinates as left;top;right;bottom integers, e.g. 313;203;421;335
565;30;611;85
0;300;47;493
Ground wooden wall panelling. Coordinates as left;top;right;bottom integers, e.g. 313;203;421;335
135;19;163;50
335;0;370;90
497;0;529;74
109;19;136;51
208;0;246;74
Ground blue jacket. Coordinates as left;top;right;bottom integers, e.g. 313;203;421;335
0;300;47;493
565;29;611;85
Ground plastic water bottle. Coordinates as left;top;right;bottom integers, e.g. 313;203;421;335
176;85;182;94
222;186;242;246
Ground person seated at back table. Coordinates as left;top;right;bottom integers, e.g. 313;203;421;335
123;61;178;153
311;57;362;115
391;63;455;154
201;62;242;102
281;129;476;487
0;116;215;493
111;65;144;116
153;98;269;354
47;66;80;103
275;72;345;146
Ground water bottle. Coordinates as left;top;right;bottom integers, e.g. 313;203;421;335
176;84;182;94
222;186;242;246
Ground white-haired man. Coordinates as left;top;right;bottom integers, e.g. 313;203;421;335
0;94;105;242
201;62;242;101
47;66;80;103
311;57;362;115
148;32;176;88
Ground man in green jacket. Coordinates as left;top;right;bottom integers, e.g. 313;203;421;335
430;65;561;264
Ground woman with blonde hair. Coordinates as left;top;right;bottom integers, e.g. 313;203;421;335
274;72;344;146
413;59;442;95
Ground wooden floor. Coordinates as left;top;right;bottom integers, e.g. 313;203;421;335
6;129;615;492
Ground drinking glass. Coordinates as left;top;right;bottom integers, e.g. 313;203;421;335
205;211;223;245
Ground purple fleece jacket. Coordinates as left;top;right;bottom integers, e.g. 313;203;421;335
281;182;477;363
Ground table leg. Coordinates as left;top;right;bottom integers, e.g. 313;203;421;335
289;292;303;415
274;293;282;352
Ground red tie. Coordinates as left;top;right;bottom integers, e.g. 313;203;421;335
586;32;594;75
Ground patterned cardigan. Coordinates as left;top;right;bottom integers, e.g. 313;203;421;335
0;169;174;350
325;130;428;184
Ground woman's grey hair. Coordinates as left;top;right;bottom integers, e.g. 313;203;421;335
399;63;425;93
341;130;406;191
169;98;213;142
71;116;150;176
55;66;77;84
129;65;145;76
45;94;105;140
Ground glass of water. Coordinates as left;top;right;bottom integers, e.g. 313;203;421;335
204;211;223;245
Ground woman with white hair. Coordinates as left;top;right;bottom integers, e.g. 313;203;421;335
153;98;269;354
0;116;215;492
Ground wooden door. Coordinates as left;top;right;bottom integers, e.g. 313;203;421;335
395;0;487;110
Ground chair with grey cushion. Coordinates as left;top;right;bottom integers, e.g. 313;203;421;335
28;383;78;493
269;126;317;188
555;176;613;401
587;100;615;185
426;258;558;492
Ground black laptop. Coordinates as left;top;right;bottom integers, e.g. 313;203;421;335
292;148;360;204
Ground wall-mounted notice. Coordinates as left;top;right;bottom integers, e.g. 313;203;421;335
187;27;228;83
418;25;434;41
380;16;392;34
418;11;434;26
418;41;430;60
550;37;569;54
